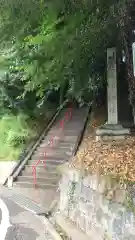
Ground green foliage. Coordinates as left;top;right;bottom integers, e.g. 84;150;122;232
0;0;127;160
0;113;36;160
0;0;123;108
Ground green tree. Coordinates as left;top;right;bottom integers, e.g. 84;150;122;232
0;0;128;109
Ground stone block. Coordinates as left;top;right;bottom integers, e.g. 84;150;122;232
81;185;101;206
63;209;69;218
69;207;80;223
77;213;86;232
124;235;135;240
58;164;82;182
86;227;104;240
100;198;110;215
108;202;125;217
112;217;123;238
75;182;83;197
110;210;135;240
96;124;129;135
91;211;100;228
85;203;95;216
83;175;98;190
102;213;112;233
96;135;126;141
85;216;92;234
66;168;81;182
80;185;90;201
96;124;130;141
122;211;135;231
59;175;70;191
114;189;127;204
96;208;104;223
59;192;69;211
97;177;107;194
78;199;95;217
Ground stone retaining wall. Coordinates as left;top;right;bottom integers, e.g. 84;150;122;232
58;166;135;240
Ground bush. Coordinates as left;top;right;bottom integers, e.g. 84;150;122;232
0;113;36;160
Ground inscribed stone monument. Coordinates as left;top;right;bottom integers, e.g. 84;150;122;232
96;47;129;140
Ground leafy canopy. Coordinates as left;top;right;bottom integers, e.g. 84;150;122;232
0;0;125;110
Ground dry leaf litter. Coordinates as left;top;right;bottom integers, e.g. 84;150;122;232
72;110;135;182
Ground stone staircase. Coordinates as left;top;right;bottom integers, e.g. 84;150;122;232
13;107;89;190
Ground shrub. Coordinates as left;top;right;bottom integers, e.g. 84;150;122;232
0;113;36;160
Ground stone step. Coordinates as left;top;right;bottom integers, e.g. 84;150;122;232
43;131;62;137
40;140;75;148
56;144;74;150
45;125;71;135
32;151;72;159
17;175;59;184
22;165;58;174
63;127;83;133
38;137;74;148
37;145;73;151
61;136;78;141
14;181;58;189
24;165;57;172
58;140;75;145
28;159;65;166
49;128;81;134
46;132;78;139
13;106;89;191
21;169;59;178
34;147;72;155
68;117;85;122
64;120;84;125
71;110;87;116
42;134;78;141
31;155;71;162
30;153;68;161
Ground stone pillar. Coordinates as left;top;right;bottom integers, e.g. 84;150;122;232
132;42;135;77
132;42;135;124
107;48;118;125
96;47;129;140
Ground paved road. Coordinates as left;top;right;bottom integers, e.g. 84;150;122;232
0;195;52;240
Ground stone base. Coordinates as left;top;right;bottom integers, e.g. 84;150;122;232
96;135;126;141
96;123;130;141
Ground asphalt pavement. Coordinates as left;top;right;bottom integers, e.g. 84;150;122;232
0;195;53;240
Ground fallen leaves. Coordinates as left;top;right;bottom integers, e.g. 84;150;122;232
72;123;135;183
